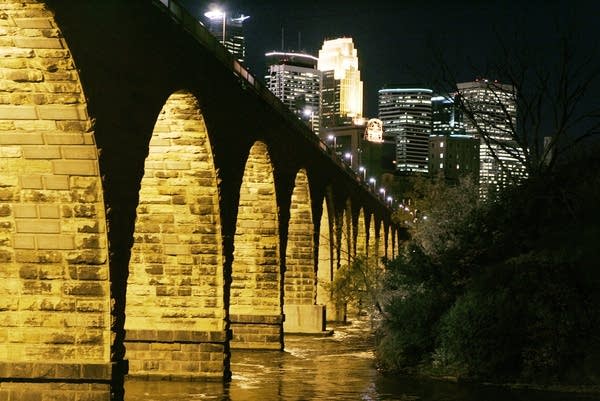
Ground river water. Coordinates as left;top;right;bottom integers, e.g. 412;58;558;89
124;320;599;401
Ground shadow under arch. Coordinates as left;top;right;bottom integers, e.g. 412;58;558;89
0;1;112;398
230;141;282;350
125;90;227;380
316;188;336;320
283;168;326;334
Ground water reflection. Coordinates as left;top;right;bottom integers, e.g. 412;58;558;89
124;320;599;401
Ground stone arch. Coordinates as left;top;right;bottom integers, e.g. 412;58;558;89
230;141;281;349
316;193;334;308
366;213;376;258
124;91;225;379
355;208;367;257
384;224;391;261
337;199;352;269
0;2;111;397
376;220;386;262
283;169;324;333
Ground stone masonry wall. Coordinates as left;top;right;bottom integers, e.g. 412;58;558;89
230;141;282;349
355;209;366;256
0;0;111;390
125;91;226;379
316;198;332;308
284;169;314;306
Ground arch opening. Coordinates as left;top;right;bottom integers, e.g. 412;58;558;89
230;141;282;349
125;91;226;380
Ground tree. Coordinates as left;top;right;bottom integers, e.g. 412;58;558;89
431;28;600;182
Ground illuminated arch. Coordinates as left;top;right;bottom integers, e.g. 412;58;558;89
284;169;315;306
366;213;376;258
316;194;334;307
376;220;386;262
355;208;367;256
337;199;352;268
125;91;225;379
0;2;111;393
230;141;281;349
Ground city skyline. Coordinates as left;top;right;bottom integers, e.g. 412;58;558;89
181;0;599;118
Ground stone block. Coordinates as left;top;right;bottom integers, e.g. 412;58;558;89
22;145;61;159
13;18;53;29
0;132;43;144
14;37;63;49
13;204;37;218
52;160;97;176
43;133;84;145
20;175;43;189
36;234;74;250
37;104;87;120
61;145;97;160
16;219;60;233
0;105;36;120
13;234;35;249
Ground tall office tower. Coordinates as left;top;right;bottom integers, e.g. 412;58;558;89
317;38;363;129
265;51;321;133
431;95;465;133
457;79;527;198
378;87;433;174
204;12;249;63
429;132;480;182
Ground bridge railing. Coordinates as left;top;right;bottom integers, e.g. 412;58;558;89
152;0;389;208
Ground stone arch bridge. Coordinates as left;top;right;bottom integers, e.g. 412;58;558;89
0;0;402;398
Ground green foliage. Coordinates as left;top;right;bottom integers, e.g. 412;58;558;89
376;145;600;384
327;254;384;315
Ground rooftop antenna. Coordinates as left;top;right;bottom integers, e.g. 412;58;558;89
281;26;284;50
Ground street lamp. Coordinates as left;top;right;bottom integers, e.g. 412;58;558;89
344;152;353;167
204;8;226;45
327;134;336;151
386;196;393;205
379;187;386;198
368;177;376;189
358;166;366;181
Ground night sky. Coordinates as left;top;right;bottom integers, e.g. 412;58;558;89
180;0;599;118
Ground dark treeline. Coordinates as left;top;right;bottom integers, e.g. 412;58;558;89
376;142;600;385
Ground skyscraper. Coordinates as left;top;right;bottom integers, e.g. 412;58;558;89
457;79;527;198
317;38;363;130
203;11;249;63
431;95;464;134
265;51;321;133
378;87;432;174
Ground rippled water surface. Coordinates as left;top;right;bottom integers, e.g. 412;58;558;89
124;320;600;401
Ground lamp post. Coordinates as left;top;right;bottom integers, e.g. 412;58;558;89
204;9;226;45
358;166;366;181
344;152;353;168
379;187;386;199
327;134;336;151
386;196;393;206
368;177;376;189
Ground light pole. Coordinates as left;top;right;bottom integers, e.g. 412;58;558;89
379;187;386;199
303;107;314;131
327;134;336;151
358;166;366;181
386;196;393;205
344;152;353;168
368;177;376;189
204;9;226;45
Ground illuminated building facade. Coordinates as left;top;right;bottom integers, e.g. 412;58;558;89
265;51;321;133
429;132;479;182
204;12;249;63
432;95;465;133
457;80;527;198
378;87;432;174
317;38;363;129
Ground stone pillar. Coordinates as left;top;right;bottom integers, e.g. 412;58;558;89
283;169;325;334
125;92;227;380
0;1;111;398
230;142;283;350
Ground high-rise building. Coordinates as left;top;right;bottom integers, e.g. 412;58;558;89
203;12;249;63
457;79;527;198
317;38;363;130
378;87;432;174
429;132;480;182
265;51;321;133
432;95;464;133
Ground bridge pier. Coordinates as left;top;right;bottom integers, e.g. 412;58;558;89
229;314;284;350
124;329;228;380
